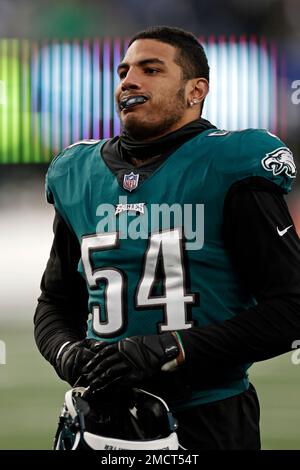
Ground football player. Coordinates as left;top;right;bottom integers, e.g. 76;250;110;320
35;26;300;449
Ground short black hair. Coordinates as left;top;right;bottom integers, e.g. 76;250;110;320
128;26;209;83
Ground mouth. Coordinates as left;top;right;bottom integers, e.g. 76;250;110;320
119;95;149;111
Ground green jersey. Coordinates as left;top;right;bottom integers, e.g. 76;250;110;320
46;128;295;408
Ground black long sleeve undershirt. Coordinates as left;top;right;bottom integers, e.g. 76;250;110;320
180;177;300;373
34;212;89;366
34;177;300;373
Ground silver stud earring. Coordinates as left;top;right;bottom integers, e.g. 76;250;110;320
190;98;199;107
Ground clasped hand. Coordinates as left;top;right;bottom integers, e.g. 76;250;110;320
82;333;180;391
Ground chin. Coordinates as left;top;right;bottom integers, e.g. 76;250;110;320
122;116;159;140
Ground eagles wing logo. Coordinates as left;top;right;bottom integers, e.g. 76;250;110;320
207;130;230;136
262;147;296;178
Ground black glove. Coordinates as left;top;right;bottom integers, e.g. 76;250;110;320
83;333;181;391
55;338;101;386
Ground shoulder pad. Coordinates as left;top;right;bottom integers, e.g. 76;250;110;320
216;129;296;194
243;129;296;192
45;139;104;203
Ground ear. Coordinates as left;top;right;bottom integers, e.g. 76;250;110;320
187;78;209;106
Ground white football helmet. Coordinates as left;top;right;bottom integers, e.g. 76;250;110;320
54;386;179;450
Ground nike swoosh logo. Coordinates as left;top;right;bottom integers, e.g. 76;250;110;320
277;225;293;236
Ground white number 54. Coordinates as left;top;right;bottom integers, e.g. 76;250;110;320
81;228;195;337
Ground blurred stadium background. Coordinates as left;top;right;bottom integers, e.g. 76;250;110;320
0;0;300;449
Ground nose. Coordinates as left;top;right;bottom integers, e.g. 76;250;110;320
121;68;142;91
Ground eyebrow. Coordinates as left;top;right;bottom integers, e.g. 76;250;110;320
117;58;166;74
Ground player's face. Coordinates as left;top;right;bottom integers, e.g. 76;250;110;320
115;39;192;140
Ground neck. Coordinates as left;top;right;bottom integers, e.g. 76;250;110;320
141;113;201;142
130;154;161;167
119;117;216;162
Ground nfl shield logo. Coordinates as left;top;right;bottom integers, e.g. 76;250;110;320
123;172;139;192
